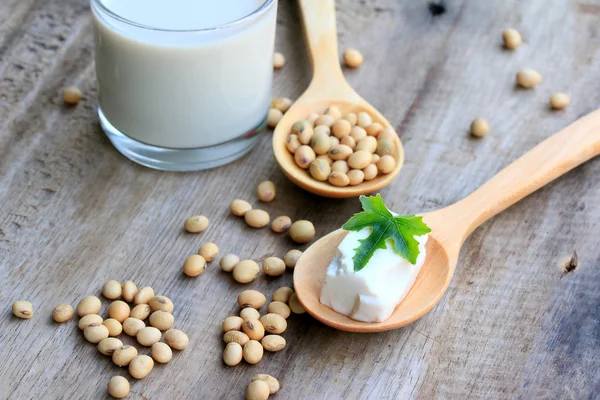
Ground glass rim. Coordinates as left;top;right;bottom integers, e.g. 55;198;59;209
91;0;275;33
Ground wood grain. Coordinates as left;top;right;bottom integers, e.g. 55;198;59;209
0;0;598;399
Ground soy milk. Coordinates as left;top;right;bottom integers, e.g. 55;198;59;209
92;0;276;149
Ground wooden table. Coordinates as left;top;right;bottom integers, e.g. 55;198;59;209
1;0;598;398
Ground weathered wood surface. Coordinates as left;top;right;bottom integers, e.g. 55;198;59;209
0;0;598;399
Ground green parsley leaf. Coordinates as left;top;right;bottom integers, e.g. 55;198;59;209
342;194;431;272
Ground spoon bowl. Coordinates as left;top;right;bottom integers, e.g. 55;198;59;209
294;229;450;332
272;0;403;198
293;109;600;332
273;100;403;198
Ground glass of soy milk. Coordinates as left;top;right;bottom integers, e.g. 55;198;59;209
91;0;277;171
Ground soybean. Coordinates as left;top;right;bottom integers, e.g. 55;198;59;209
79;314;103;330
223;342;243;366
245;209;271;229
184;254;207;277
273;52;285;69
240;308;260;321
107;300;130;323
293;120;314;145
348;169;365;186
62;86;82;105
267;108;283;128
260;313;287;334
149;310;174;331
325;105;342;119
246;380;270;400
350;126;367;141
329;144;353;160
148;296;174;313
376;139;394;156
107;376;130;399
112;345;138;367
257;180;276;202
151;342;173;363
343;112;358;125
294;145;316;169
289;220;315;243
310;131;331;155
516;68;542;88
261;335;286;352
130;304;151;320
363;164;378;180
103;318;123;336
98;337;123;356
129;355;154;379
309;158;331;181
123;317;146;336
502;28;521;50
332;119;352;138
377;155;396;174
262;257;286;277
133;287;154;305
356;136;377;153
224;330;250;346
122;280;138;302
283;250;302;269
331;160;349;174
84;323;109;344
316;154;333;165
137;326;161;346
271;216;292;233
198;242;219;262
76;296;101;317
268;301;291;318
289;293;306;314
220;254;240;272
230;199;252;217
365;122;383;137
242;340;264;364
314;114;335;127
470;118;489;138
242;318;265;341
329;171;350;187
378;127;396;142
286;134;301;153
252;374;280;395
550;93;570;110
164;329;189;350
307;113;320;125
238;290;267;309
233;260;260;283
343;48;363;68
184;215;209;233
52;304;73;323
340;135;356;150
102;280;122;300
357;111;372;128
271;97;292;112
348;150;372;169
273;286;294;303
223;316;244;332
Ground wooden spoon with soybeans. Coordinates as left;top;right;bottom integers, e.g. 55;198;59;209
294;110;600;332
272;0;403;198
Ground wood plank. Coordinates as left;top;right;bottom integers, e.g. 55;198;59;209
0;0;598;399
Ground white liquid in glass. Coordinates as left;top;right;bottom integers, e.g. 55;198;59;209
93;0;275;149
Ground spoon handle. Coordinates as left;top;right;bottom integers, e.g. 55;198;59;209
298;0;346;91
452;109;600;240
